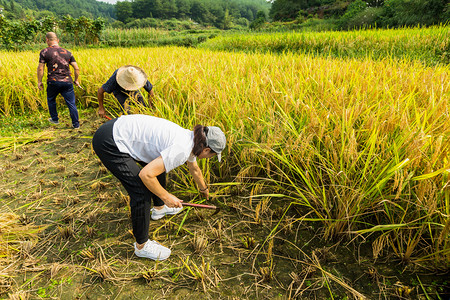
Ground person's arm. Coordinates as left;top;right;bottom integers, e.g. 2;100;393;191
148;89;155;108
98;71;118;117
70;61;81;88
187;160;209;200
139;156;183;207
37;63;45;90
97;87;106;118
144;80;154;108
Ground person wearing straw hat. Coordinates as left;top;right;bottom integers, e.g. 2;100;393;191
97;65;154;118
37;32;81;129
92;114;226;260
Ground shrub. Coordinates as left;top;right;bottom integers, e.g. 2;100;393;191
110;20;125;29
338;0;367;29
346;7;384;29
381;0;448;27
236;17;250;27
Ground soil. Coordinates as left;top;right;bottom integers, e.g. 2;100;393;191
0;109;448;299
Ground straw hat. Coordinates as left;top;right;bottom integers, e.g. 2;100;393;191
116;65;148;91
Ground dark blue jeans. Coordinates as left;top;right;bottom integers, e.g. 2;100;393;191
47;81;79;128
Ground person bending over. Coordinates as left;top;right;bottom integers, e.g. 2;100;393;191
92;114;226;260
97;65;154;117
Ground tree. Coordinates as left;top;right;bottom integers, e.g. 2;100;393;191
115;0;270;26
132;0;152;19
366;0;384;7
338;0;367;29
249;9;266;29
269;0;305;21
190;0;208;24
176;0;191;19
160;0;178;19
40;15;57;32
269;0;335;21
115;1;132;23
382;0;448;27
222;8;233;29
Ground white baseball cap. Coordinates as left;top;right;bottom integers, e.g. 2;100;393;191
205;126;226;162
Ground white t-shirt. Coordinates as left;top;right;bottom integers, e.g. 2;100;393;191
113;115;196;173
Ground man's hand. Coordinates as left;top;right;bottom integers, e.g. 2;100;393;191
74;80;82;89
37;63;45;91
98;107;106;118
97;87;106;118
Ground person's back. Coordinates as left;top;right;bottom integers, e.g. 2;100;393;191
113;115;194;172
97;65;155;118
39;45;75;83
37;32;80;129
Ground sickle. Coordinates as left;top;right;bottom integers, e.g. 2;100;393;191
182;202;220;216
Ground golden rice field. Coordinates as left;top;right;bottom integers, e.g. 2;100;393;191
200;26;450;65
0;38;449;297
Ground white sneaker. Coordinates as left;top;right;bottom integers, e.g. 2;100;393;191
134;240;171;261
151;205;183;220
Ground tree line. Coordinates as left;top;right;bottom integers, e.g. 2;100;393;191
1;0;448;51
115;0;271;29
0;0;114;20
269;0;449;29
0;15;105;50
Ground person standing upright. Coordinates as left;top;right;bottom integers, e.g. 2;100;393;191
37;32;80;129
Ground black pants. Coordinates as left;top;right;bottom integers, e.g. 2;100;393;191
92;118;165;244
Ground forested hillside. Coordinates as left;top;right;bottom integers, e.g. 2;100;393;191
115;0;271;28
0;0;448;43
0;0;115;19
269;0;449;28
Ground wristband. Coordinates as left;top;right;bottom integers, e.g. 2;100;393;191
200;187;208;192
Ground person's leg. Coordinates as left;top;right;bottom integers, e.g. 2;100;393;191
92;119;152;244
46;82;60;122
135;92;148;107
60;83;80;128
113;92;128;114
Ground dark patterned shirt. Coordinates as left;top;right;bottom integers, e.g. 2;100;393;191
39;45;76;83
